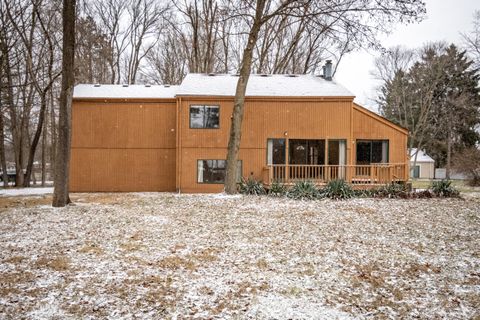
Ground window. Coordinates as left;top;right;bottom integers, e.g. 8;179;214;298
356;140;389;165
190;105;219;128
267;139;286;164
197;160;242;184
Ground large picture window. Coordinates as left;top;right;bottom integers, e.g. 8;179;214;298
356;140;389;164
197;160;242;184
190;105;219;128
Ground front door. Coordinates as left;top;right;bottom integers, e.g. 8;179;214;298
411;165;420;179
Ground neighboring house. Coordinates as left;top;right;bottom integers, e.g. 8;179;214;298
71;70;409;193
409;148;435;179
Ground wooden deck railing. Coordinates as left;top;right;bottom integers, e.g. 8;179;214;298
262;163;408;186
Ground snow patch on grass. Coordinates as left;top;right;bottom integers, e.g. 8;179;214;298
0;187;53;197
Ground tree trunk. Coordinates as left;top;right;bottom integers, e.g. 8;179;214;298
0;108;8;187
224;0;266;194
41;106;47;186
53;0;76;207
24;94;48;187
50;89;56;176
446;126;452;180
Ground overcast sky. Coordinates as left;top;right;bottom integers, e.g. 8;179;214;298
335;0;479;112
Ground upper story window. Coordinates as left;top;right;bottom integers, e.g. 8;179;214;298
190;105;219;129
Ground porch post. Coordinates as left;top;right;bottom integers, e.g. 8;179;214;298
325;139;329;182
285;137;289;182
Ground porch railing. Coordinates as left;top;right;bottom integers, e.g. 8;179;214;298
262;163;408;185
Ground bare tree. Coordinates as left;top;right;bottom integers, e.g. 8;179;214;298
0;16;9;186
125;0;169;84
462;10;480;69
453;147;480;186
75;15;113;83
8;0;61;186
87;0;129;84
140;32;188;84
224;0;426;193
53;0;76;207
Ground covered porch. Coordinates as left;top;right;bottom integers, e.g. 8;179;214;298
263;138;408;187
262;163;408;187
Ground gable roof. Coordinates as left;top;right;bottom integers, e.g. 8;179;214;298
73;84;178;99
176;73;354;97
409;148;435;163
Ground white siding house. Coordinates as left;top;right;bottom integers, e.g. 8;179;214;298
409;148;435;179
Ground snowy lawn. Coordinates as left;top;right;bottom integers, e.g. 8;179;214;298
0;193;479;319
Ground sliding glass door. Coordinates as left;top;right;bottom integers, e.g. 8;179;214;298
356;140;389;165
288;139;325;165
328;140;347;179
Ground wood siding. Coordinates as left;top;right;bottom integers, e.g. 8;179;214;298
70;96;409;193
70;100;176;192
352;104;408;165
178;97;353;193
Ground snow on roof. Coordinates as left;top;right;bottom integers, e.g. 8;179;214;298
73;84;178;99
176;73;354;97
409;148;435;163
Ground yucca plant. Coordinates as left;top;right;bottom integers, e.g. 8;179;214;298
430;180;459;197
238;177;266;195
321;179;354;199
268;180;287;197
287;180;319;200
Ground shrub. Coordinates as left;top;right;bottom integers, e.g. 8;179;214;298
321;179;354;199
238;177;266;195
430;180;460;197
268;180;287;197
287;180;319;200
353;188;374;198
374;183;408;198
412;189;433;198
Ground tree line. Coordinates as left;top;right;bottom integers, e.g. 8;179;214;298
374;12;480;182
1;0;429;203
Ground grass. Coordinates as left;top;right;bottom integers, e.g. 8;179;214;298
411;178;477;192
0;192;478;319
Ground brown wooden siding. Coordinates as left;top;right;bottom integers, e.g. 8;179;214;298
70;95;408;193
352;105;408;165
70;101;176;192
178;98;353;192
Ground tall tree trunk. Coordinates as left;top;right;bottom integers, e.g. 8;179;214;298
224;0;266;194
0;108;8;187
0;42;8;187
24;94;48;187
446;126;452;180
41;105;47;186
50;89;56;176
53;0;76;207
1;41;24;187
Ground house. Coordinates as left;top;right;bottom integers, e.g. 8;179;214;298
71;71;409;193
409;148;435;179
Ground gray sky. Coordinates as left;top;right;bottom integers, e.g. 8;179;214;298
335;0;479;111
